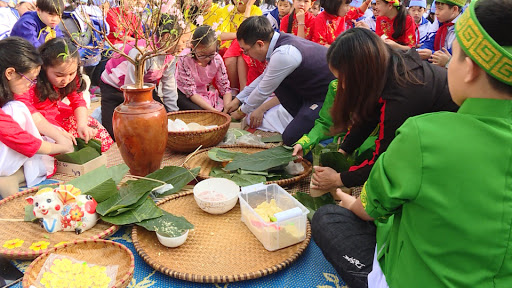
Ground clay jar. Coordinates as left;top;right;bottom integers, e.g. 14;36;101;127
113;84;168;176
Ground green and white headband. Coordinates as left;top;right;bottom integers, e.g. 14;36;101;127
455;0;512;86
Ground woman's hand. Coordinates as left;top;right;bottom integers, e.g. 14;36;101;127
292;144;304;158
336;188;357;209
77;124;97;143
417;48;432;60
249;107;264;129
311;166;343;190
59;129;77;146
296;8;306;23
354;20;370;30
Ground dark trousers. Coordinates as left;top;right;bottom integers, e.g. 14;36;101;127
100;81;163;140
282;101;323;146
312;204;376;288
177;89;202;110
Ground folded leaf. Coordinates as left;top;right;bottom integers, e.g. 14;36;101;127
67;165;118;203
76;138;102;155
215;174;266;187
55;146;100;165
100;197;163;225
208;148;244;162
152;166;200;197
224;146;296;172
320;151;354;173
96;178;159;216
238;169;269;176
24;205;36;222
137;210;194;237
108;164;129;186
105;191;151;217
293;192;336;221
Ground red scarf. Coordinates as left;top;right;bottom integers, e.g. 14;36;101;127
434;22;454;51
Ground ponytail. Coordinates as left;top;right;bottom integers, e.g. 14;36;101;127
287;8;295;33
391;3;407;42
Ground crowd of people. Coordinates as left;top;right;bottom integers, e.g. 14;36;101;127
0;0;511;286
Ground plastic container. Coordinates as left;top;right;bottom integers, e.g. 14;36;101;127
238;183;309;251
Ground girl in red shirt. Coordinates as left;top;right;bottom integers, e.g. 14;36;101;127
280;0;315;40
312;0;371;46
0;37;73;197
374;0;417;49
15;38;113;152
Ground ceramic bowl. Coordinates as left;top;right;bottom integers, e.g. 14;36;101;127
193;178;240;214
156;230;189;248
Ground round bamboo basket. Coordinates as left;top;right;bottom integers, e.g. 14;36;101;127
0;187;118;260
167;110;231;153
22;239;134;288
184;145;312;186
132;190;311;283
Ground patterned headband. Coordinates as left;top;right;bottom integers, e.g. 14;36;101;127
455;0;512;86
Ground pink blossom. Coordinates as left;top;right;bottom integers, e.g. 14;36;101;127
161;0;176;13
227;5;234;12
211;22;219;30
196;15;204;26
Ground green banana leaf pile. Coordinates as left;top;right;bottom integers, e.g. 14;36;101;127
207;146;298;187
25;164;200;237
54;138;102;165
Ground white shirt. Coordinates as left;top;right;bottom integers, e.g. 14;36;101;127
237;32;302;114
0;7;19;39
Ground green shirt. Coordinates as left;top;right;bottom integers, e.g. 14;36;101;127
361;98;512;287
295;80;338;155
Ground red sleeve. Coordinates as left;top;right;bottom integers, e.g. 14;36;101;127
13;86;38;114
311;14;327;45
0;109;42;157
345;7;364;21
106;8;121;43
280;14;290;33
305;12;315;40
375;16;384;37
66;90;87;111
402;16;417;48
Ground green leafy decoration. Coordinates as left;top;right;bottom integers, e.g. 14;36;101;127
207;148;243;162
24;204;36;222
54;146;100;165
136;211;194;237
105;191;151;217
67;165;119;203
100;198;163;225
107;164;130;186
224;146;296;172
214;173;266;187
150;166;200;197
293;192;336;221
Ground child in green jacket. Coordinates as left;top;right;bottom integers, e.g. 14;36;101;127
312;0;512;287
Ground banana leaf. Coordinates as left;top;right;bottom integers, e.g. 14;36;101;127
67;165;119;202
96;166;200;215
75;138;102;155
136;211;194;238
108;164;130;185
209;167;225;176
100;197;162;225
261;135;283;143
238;169;269;176
215;174;266;187
320;152;354;173
224;146;296;172
24;204;36;222
54;146;100;165
293;192;336;221
208;148;244;162
105;191;151;217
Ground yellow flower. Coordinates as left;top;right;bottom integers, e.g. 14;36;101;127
2;238;24;249
54;241;67;247
29;241;50;251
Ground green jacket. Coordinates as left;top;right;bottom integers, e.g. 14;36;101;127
295;80;338;155
362;98;512;287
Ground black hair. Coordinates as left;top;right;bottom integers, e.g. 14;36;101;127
36;0;65;14
437;1;462;12
158;14;184;40
391;3;408;42
37;37;85;102
327;28;421;132
467;0;512;94
320;0;352;15
0;37;42;107
191;25;218;48
286;8;294;33
237;16;274;45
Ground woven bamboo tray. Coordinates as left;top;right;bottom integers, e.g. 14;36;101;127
167;110;231;153
0;187;119;260
132;190;311;283
22;239;134;288
183;145;312;186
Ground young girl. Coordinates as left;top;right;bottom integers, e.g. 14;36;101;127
0;37;73;197
309;0;321;16
280;0;315;40
313;0;512;287
176;25;232;111
100;15;189;139
15;37;113;152
311;0;370;46
306;28;457;192
373;0;417;49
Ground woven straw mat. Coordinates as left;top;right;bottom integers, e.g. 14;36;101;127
0;187;118;260
183;145;312;187
22;239;134;288
132;190;311;283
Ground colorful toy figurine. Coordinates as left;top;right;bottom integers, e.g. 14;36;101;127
26;184;99;234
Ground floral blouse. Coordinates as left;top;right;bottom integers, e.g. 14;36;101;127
376;14;417;48
280;11;315;40
312;8;364;45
